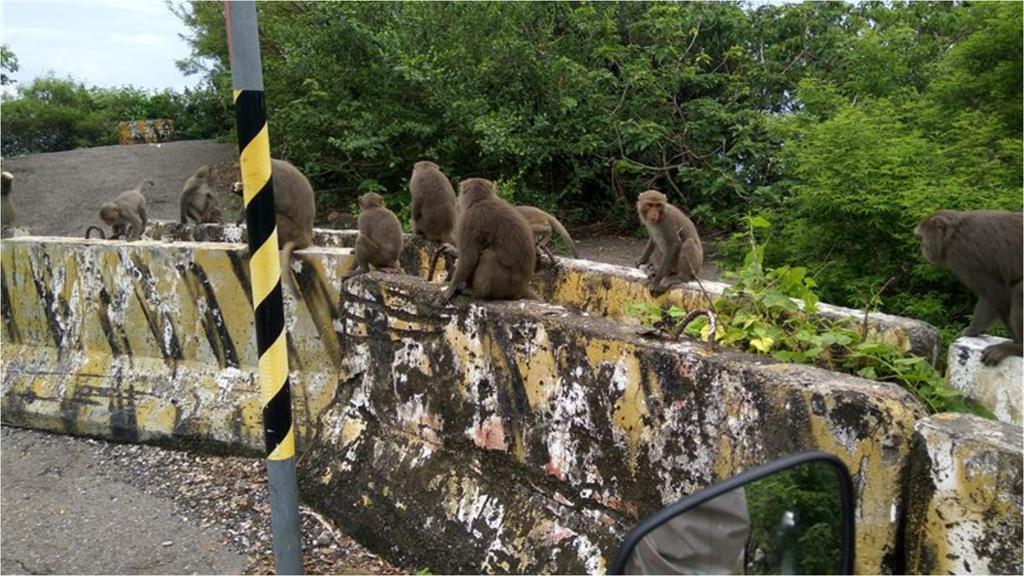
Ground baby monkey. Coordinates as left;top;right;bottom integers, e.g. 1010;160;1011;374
100;180;153;240
343;192;404;281
635;190;703;295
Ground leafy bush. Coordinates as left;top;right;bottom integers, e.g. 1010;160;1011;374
630;217;990;415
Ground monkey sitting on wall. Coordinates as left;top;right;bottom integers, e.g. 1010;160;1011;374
440;178;537;305
343;192;404;281
180;165;224;225
515;206;579;265
99;180;153;241
635;190;703;295
915;209;1023;366
409;161;457;245
232;159;316;289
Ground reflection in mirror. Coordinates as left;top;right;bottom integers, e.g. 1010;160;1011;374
624;461;845;575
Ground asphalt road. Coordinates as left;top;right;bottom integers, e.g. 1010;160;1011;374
0;427;249;575
1;140;239;238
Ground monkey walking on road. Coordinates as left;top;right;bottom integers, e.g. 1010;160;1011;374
99;180;153;241
440;178;537;306
915;209;1023;366
343;192;404;281
515;205;579;267
635;190;703;296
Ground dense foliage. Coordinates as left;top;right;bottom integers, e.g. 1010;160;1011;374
0;72;230;156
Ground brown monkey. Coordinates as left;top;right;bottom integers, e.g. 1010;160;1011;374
326;210;357;229
201;205;224;224
1;171;15;232
180;165;222;224
99;180;152;241
440;178;536;305
232;159;316;288
635;190;703;295
915;209;1023;366
409;161;457;244
343;192;403;281
516;205;579;260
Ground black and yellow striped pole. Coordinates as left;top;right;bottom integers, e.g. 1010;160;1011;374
224;2;303;573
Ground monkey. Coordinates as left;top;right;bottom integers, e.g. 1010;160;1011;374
342;192;404;281
180;165;223;224
440;178;537;305
232;159;316;289
1;171;15;233
409;161;457;245
635;190;703;296
515;206;579;264
915;209;1023;366
326;210;358;230
99;180;152;241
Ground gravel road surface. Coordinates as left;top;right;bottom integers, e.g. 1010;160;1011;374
1;426;400;575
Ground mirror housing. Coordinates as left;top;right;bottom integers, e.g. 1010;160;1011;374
610;451;856;575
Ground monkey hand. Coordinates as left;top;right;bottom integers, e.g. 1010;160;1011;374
981;341;1022;366
647;279;667;296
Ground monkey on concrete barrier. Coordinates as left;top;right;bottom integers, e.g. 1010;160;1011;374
180;165;224;225
326;210;357;230
915;209;1023;366
635;190;703;295
231;159;316;290
343;192;403;281
99;180;152;241
1;171;15;233
440;178;537;305
515;205;579;264
410;161;457;245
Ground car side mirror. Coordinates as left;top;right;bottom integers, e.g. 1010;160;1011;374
610;451;856;575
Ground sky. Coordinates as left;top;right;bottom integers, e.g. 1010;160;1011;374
1;0;201;94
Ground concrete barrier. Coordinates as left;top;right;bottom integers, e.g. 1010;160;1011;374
904;413;1023;575
1;235;928;573
946;336;1023;426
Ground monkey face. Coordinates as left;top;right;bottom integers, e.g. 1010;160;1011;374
636;190;668;224
915;211;958;266
99;205;120;225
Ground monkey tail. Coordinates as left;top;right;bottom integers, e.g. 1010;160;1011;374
85;225;107;239
279;241;299;295
545;214;578;258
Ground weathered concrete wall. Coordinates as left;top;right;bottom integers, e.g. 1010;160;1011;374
1;235;928;573
145;221;940;361
904;413;1023;575
946;336;1023;425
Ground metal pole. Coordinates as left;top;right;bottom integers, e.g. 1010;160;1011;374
223;2;303;573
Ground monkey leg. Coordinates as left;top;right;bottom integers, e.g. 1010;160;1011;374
962;297;1001;337
981;282;1023;366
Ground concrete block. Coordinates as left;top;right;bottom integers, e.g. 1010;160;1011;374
905;413;1023;575
947;336;1023;425
1;236;927;573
